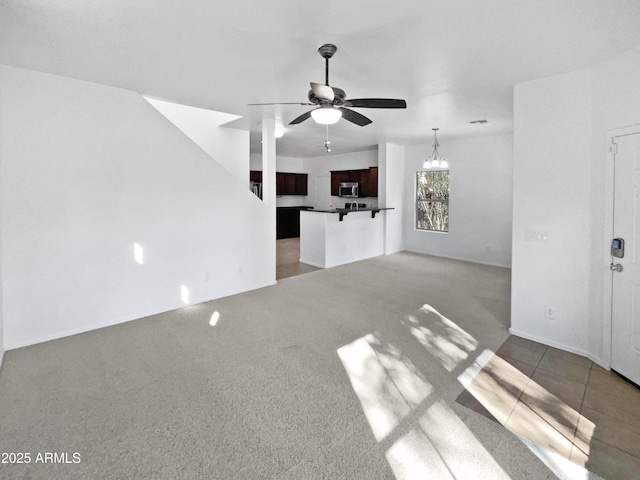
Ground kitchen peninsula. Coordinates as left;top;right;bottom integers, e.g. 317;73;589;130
299;207;393;268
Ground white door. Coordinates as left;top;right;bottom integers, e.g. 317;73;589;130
315;175;332;210
611;132;640;385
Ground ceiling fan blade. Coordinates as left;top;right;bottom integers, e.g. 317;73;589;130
247;102;314;106
343;98;407;108
311;82;335;102
289;110;313;125
338;107;372;127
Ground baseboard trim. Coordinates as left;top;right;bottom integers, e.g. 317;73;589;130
508;327;606;369
299;258;325;269
6;280;277;351
404;249;511;269
6;315;149;351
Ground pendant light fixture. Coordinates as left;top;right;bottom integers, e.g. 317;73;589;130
423;128;448;169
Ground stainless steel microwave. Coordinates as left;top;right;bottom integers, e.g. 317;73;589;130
338;182;359;197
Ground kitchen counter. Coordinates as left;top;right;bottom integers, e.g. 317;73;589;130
299;208;393;268
307;207;394;221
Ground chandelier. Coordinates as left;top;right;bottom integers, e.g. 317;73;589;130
423;128;448;169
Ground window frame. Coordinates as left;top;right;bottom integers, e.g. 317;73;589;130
415;169;450;233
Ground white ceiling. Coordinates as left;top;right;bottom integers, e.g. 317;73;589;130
2;0;640;157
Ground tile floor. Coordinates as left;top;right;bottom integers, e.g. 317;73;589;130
276;237;320;280
457;336;640;479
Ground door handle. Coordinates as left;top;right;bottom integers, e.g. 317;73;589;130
610;263;623;272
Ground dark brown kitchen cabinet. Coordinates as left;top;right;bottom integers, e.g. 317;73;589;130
295;174;308;195
360;167;378;197
249;170;262;182
283;173;296;194
251;171;307;195
276;173;285;194
330;167;378;197
276;172;308;195
330;171;346;196
330;170;361;195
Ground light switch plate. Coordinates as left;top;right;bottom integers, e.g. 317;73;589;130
524;229;549;243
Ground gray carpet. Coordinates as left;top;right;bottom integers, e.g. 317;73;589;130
0;252;564;479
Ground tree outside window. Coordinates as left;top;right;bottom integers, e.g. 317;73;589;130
416;171;449;232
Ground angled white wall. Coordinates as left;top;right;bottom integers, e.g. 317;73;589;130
145;98;249;184
0;65;274;350
403;134;513;268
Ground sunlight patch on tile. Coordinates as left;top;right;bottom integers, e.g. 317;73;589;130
516;433;603;480
458;349;495;388
457;350;600;478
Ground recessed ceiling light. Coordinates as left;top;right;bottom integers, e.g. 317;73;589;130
470;119;488;124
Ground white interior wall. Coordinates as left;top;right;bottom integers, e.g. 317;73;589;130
0;174;3;366
379;143;405;254
0;65;274;350
403;134;513;268
511;69;592;355
511;45;640;364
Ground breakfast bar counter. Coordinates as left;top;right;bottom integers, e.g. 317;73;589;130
299;208;393;268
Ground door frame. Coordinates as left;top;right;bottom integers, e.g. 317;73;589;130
603;124;640;370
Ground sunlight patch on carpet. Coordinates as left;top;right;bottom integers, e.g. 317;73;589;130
337;333;431;441
209;311;221;326
338;327;509;479
403;304;478;372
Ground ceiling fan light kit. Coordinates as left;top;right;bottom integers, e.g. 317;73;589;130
310;105;342;125
423;128;448;169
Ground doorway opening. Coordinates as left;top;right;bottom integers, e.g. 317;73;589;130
276;237;320;280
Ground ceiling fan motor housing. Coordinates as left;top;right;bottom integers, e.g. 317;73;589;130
318;44;337;59
308;87;345;105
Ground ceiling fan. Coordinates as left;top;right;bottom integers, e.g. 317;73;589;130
248;44;407;127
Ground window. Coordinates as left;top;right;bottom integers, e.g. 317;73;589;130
416;170;449;232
